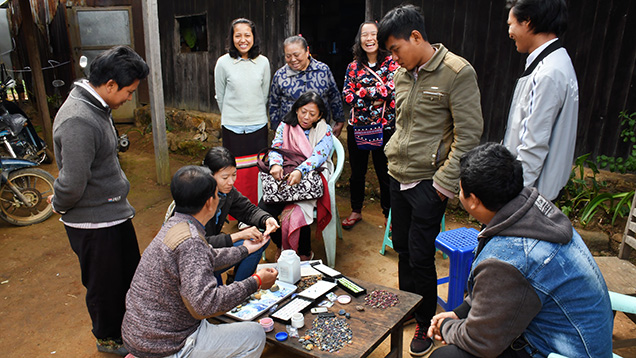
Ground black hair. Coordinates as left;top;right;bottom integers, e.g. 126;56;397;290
377;4;428;49
459;143;524;212
227;18;261;59
352;21;390;64
171;165;217;215
203;146;236;174
283;35;309;51
282;91;327;128
506;0;568;36
88;46;149;89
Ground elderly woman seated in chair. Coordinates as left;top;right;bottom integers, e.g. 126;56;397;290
258;91;334;261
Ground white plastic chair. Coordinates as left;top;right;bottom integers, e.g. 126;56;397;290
164;200;176;223
547;290;636;358
258;138;345;267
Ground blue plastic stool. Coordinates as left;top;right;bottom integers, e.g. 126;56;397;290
435;227;479;311
379;209;446;258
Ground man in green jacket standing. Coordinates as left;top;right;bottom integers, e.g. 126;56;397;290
378;5;483;356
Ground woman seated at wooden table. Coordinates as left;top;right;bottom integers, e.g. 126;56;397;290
203;146;279;284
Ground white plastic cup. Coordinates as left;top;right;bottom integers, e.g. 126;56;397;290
291;312;304;328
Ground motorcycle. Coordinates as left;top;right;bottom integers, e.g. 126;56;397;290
0;157;54;226
0;65;51;164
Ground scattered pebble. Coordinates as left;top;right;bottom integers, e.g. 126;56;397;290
355;305;365;311
364;290;399;309
298;316;353;353
338;309;346;315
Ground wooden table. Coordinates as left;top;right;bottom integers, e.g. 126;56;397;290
215;278;422;358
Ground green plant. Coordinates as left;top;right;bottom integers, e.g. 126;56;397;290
558;153;606;217
579;191;634;226
558;153;633;226
597;111;636;173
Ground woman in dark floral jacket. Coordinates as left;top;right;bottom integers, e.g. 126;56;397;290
341;21;399;229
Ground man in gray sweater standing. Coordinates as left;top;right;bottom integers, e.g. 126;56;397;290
122;166;277;358
49;46;149;356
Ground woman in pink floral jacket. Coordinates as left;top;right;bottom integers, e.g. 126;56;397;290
341;21;399;229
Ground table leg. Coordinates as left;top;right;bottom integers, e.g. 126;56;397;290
385;324;404;358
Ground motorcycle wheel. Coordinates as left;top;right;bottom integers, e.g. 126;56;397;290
0;168;55;226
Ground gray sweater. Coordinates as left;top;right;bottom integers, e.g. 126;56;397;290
52;84;135;223
122;213;259;358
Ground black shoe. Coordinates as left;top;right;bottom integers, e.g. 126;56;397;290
96;337;128;356
409;324;433;357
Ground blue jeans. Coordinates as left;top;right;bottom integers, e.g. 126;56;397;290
215;239;270;284
166;320;265;358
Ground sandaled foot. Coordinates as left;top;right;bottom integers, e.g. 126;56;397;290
342;213;362;229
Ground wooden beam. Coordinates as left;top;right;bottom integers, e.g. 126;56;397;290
17;0;53;154
141;0;170;185
365;0;372;21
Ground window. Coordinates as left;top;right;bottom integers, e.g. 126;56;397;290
176;14;208;53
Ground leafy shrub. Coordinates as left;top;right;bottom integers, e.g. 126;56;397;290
558;153;633;226
597;111;636;173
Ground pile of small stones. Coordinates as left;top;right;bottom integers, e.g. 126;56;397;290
364;290;399;309
296;274;323;291
298;316;353;352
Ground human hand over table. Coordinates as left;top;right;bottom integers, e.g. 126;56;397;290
262;217;279;239
242;236;270;254
231;226;265;243
427;311;459;343
255;267;278;290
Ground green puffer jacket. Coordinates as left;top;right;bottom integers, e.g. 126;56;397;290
385;44;483;194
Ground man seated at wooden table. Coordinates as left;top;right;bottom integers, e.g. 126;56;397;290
427;143;613;358
121;165;278;358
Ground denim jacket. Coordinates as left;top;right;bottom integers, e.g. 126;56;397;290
440;188;613;358
470;232;613;357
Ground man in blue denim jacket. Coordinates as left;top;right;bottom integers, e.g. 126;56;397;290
427;143;613;358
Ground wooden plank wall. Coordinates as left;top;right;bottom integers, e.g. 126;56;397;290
368;0;636;159
156;0;635;159
157;0;289;112
6;0;635;158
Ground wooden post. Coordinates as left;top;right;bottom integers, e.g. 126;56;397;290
287;0;297;36
17;0;53;153
141;0;170;185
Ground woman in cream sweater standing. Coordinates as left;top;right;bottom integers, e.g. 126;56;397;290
215;18;270;204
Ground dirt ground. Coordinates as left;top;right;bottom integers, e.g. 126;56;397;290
1;128;635;357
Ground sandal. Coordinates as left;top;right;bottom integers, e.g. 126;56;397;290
342;216;362;230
